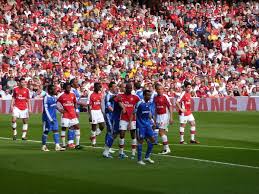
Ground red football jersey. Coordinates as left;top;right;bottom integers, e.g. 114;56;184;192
154;94;171;115
177;91;192;116
87;92;102;110
13;87;30;110
114;94;139;121
57;92;77;119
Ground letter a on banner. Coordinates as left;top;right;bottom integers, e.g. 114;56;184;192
246;98;256;111
198;98;208;111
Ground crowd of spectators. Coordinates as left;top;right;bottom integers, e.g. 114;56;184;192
0;0;259;100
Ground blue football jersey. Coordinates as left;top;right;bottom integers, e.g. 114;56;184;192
135;89;144;100
71;87;80;112
42;94;57;122
136;100;153;128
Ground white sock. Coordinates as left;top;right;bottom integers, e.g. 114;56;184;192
190;126;196;141
161;134;169;150
75;129;80;146
119;138;125;154
96;128;102;136
12;122;17;135
131;138;137;156
22;124;28;138
91;130;96;145
180;127;185;142
104;145;110;155
61;131;66;146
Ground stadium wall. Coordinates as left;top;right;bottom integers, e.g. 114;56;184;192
0;97;258;114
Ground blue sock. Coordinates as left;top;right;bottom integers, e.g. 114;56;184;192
68;129;75;142
137;144;143;161
53;132;60;144
154;130;159;144
105;132;114;148
42;131;49;145
145;141;153;159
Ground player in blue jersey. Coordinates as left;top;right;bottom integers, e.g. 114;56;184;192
41;85;65;151
102;81;118;158
135;89;155;165
135;82;143;100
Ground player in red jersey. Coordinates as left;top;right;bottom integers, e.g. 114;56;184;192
176;82;200;144
154;83;173;154
57;83;81;149
87;82;105;147
11;78;31;140
114;83;140;159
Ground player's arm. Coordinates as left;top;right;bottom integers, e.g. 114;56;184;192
114;95;126;113
27;91;31;113
165;95;174;124
176;93;186;113
106;93;113;112
44;96;53;122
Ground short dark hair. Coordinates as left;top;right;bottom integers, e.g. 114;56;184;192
63;82;71;90
134;82;142;90
155;83;162;89
108;81;116;88
184;82;192;88
143;89;151;96
19;78;25;82
70;78;76;85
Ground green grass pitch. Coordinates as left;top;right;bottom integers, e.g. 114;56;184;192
0;112;259;194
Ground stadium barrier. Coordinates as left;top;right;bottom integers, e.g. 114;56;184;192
0;97;258;114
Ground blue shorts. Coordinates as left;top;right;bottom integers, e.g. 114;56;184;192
105;113;113;133
112;119;120;135
43;120;59;132
137;126;154;140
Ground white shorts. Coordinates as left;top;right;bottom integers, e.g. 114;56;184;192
90;110;105;125
119;120;136;131
179;114;195;124
61;118;79;128
156;113;170;130
12;107;29;119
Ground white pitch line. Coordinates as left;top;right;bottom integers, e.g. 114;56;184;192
79;141;259;152
1;137;259;170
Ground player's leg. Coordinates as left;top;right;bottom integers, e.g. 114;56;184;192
60;118;68;147
137;138;145;165
51;120;65;151
189;114;200;144
144;128;155;164
72;124;81;149
179;115;187;144
67;127;75;146
11;116;17;140
119;120;127;158
159;128;171;154
41;121;49;151
103;114;113;158
21;118;29;140
90;124;97;147
130;128;137;159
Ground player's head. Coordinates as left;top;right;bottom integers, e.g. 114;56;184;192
155;83;163;95
108;81;117;93
19;78;26;88
70;78;79;88
125;83;132;95
94;82;102;93
143;89;151;102
63;82;71;93
134;82;142;90
185;82;192;93
119;83;126;93
47;84;56;96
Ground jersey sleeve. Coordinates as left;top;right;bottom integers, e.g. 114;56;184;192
134;100;142;113
86;92;92;105
43;96;53;122
26;88;30;99
114;94;121;103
